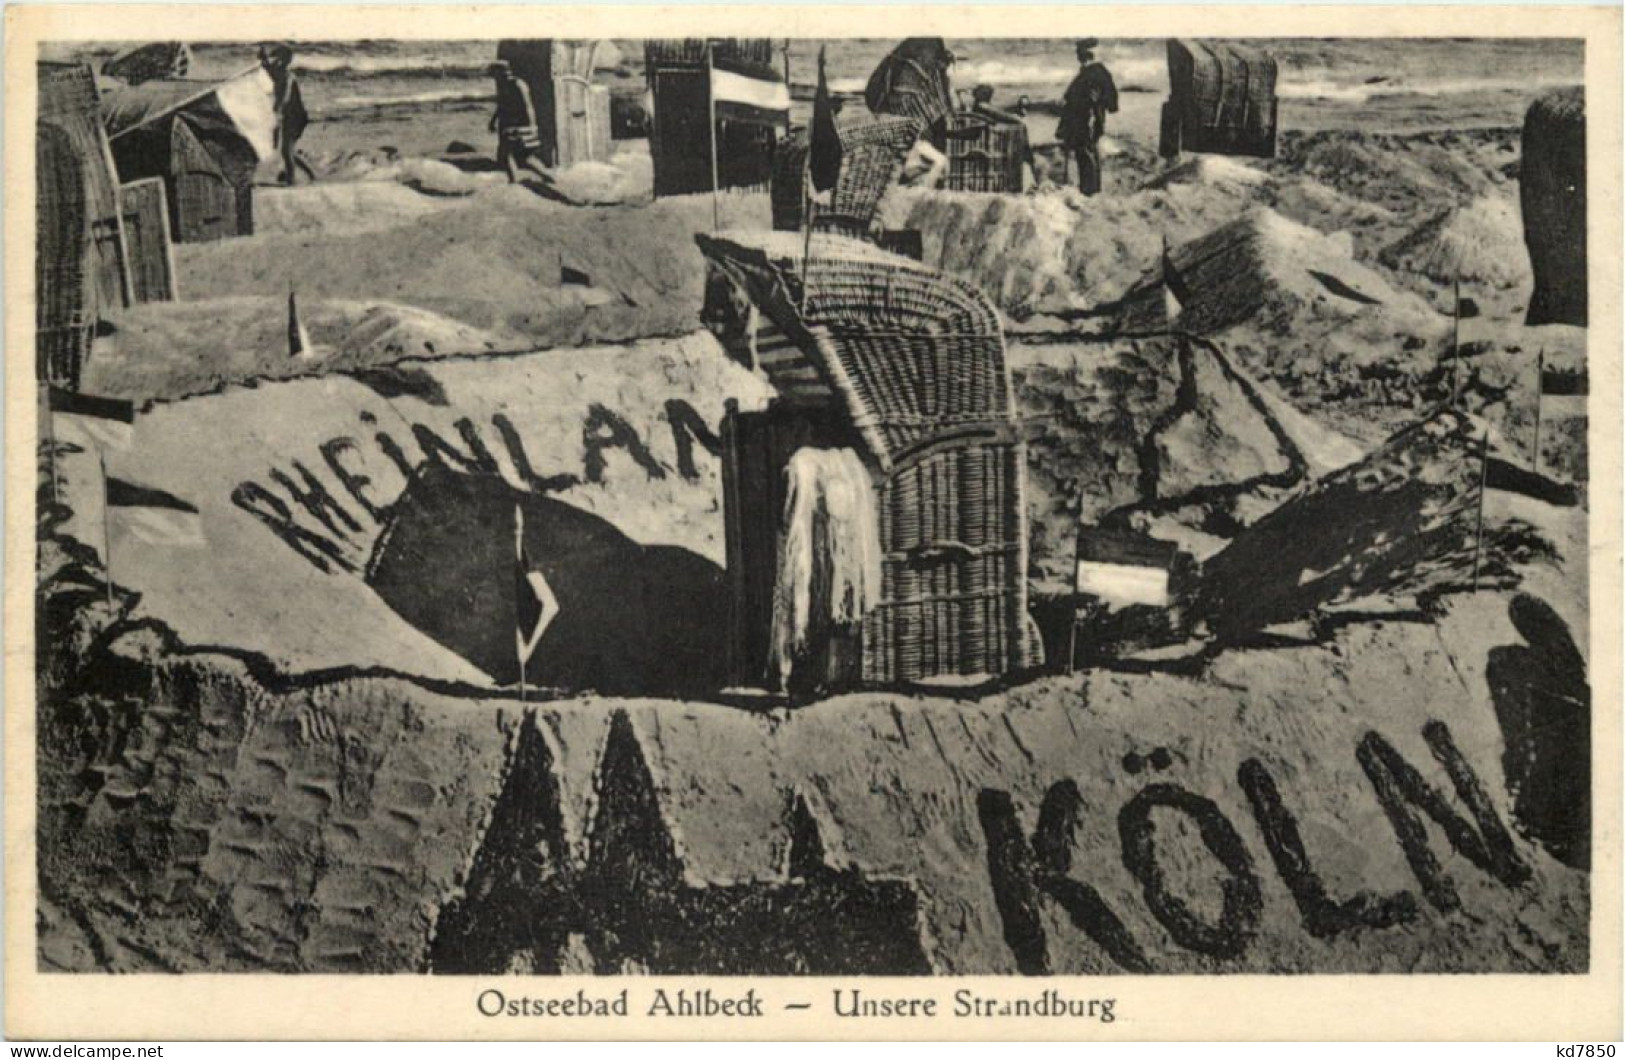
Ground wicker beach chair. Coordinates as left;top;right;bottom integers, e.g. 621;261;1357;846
943;112;1029;193
700;230;1037;687
771;115;924;238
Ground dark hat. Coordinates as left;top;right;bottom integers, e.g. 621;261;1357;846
1077;37;1099;50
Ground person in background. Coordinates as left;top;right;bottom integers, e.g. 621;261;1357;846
970;84;1024;126
488;60;554;184
1057;38;1118;196
260;44;314;186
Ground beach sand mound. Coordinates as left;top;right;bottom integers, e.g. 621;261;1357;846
147;191;770;398
1013;332;1361;578
1141;154;1273;191
1378;194;1530;288
60;332;774;680
1116;208;1443;340
87;297;533;402
880;177;1262;315
1276;129;1513;218
255;182;472;237
37;587;1589;974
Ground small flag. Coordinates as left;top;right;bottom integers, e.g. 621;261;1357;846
1455;281;1493;356
106;477;204;546
289;289;313;358
1161;237;1189;326
514;505;560;671
1075;526;1179;610
49;387;134;451
809;46;843;197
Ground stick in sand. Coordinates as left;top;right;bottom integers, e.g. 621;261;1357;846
1471;426;1490;591
1450;274;1462;405
1532;348;1545;475
801;185;817;313
515;502;527;705
98;447;114;607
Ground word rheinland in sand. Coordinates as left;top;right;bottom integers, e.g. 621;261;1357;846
980;720;1532;971
231;399;721;576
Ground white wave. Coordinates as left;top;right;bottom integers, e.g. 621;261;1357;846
831;54;1165;99
295;53;487;76
1279;69;1582;103
956;59;1074;87
328;87;494;109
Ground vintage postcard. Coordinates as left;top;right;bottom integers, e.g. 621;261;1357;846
4;2;1621;1042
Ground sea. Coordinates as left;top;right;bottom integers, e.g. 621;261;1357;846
46;36;1583;124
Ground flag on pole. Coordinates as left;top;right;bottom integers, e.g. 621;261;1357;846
1075;525;1179;610
106;477;205;546
49;387;134;451
809;46;843;198
1161;236;1189;327
288;288;313;358
514;505;559;673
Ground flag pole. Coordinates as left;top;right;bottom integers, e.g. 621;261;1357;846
1532;348;1545;475
707;40;722;233
1450;275;1461;405
801;174;816;313
515;502;527;705
1471;426;1490;591
99;446;113;607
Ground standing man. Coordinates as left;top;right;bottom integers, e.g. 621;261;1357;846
1057;38;1118;196
488;60;554;185
260;44;314;186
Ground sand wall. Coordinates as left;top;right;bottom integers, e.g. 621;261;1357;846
38;592;1589;974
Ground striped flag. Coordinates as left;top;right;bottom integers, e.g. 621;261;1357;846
1076;526;1179;610
106;477;204;546
49;387;134;451
514;505;559;673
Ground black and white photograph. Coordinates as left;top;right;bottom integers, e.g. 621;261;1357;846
8;3;1621;1042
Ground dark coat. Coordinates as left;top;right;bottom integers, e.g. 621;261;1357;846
1056;61;1118;146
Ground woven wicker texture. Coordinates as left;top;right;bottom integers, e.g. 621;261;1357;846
38;63;130;313
36;122;92;388
702;229;1034;684
1521;86;1586;327
771;115;923;235
645;38;777;76
101;42;191;87
1162;40;1278;159
864;39;955;131
944;113;1029;193
119;178;176;303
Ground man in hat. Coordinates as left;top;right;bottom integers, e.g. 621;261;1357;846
488;60;554;184
1057;38;1118;196
260;44;314;186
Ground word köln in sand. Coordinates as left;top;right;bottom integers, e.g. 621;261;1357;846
232;398;721;575
981;721;1532;971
